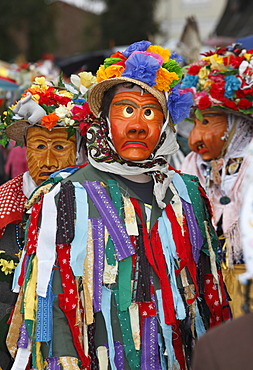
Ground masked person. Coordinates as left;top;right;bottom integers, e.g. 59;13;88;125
8;41;230;369
0;77;90;370
191;139;253;370
180;44;253;318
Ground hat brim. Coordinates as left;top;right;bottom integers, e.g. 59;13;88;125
5;121;80;145
5;120;30;145
88;77;168;119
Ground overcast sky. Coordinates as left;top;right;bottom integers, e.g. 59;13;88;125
60;0;106;14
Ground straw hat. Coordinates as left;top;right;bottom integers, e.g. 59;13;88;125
88;76;168;118
86;40;193;128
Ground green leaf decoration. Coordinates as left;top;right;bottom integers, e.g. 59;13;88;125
104;58;123;68
195;108;203;121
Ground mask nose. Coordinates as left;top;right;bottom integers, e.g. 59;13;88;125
188;123;203;150
126;113;148;139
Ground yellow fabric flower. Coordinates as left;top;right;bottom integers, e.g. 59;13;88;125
198;67;209;80
58;89;74;99
96;65;108;82
147;45;171;63
0;258;17;275
97;64;124;82
203;80;213;90
79;71;97;88
155;68;179;91
244;53;251;61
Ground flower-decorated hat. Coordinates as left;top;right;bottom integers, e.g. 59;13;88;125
0;76;93;146
180;44;253;120
88;40;193;128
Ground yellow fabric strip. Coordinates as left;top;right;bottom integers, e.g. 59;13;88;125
6;288;24;357
82;219;94;325
24;256;38;321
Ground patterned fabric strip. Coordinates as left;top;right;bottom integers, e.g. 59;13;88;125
6;289;24;357
17;321;29;349
181;198;203;263
46;357;61;370
26;197;44;255
36;271;55;342
83;181;135;261
83;220;94;325
135;225;151;303
0;173;26;229
106;179;122;266
113;341;125;369
56;181;76;244
141;316;161;370
88;323;99;369
57;243;90;368
92;218;105;313
114;289;140;368
58;357;81;369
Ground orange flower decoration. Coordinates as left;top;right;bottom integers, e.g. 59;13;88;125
147;45;171;63
97;64;124;82
41;112;59;130
155;68;179;91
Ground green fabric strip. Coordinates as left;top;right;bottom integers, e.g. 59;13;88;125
113;289;140;369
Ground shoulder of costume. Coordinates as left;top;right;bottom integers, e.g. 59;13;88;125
0;173;26;230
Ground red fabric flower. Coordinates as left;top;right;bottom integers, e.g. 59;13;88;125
187;64;202;75
223;98;238;110
114;60;126;67
110;51;127;60
238;98;252;110
223;55;244;68
71;103;92;121
38;88;72;106
198;95;212;110
210;82;225;101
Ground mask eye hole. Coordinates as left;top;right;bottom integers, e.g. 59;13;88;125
202;119;209;125
54;144;64;150
144;108;154;120
37;144;46;149
123;106;134;117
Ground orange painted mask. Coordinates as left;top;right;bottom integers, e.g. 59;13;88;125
109;91;164;161
26;126;76;185
188;110;228;161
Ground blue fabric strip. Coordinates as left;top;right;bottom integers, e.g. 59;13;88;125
158;213;186;320
172;172;191;203
70;182;89;276
101;286;117;370
156;289;180;370
36;271;55;342
83;181;135;261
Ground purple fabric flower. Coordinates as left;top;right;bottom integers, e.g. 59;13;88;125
122;53;160;86
123;40;151;58
168;85;193;123
170;52;184;64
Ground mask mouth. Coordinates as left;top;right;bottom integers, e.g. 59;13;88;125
39;171;54;178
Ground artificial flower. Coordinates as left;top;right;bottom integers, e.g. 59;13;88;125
146;45;171;63
104;64;125;79
168;85;193;124
238;98;252;110
181;74;199;89
187;63;203;75
155;68;179;91
198;95;212;110
210;82;225;101
79;71;97;88
224;75;241;99
198;67;209;80
122;40;151;58
96;65;109;82
55;105;71;119
122;53;160;87
41;112;59;129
